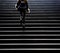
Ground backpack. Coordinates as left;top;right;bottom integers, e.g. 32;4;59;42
18;0;27;9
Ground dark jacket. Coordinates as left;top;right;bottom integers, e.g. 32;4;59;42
16;0;28;10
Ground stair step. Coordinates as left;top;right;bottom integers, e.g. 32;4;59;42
0;23;60;25
0;48;60;50
0;27;60;30
0;14;59;17
0;43;60;45
0;20;60;23
0;17;59;19
0;34;59;36
0;8;59;10
0;27;60;28
0;0;60;51
0;30;60;32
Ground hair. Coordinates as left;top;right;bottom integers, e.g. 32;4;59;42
18;0;27;3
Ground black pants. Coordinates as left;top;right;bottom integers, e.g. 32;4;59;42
19;8;26;24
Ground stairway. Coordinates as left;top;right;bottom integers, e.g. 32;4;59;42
0;0;60;52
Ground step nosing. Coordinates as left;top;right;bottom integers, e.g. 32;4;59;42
0;43;60;45
0;48;60;50
0;39;60;40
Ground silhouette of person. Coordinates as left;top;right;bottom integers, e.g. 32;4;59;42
16;0;28;26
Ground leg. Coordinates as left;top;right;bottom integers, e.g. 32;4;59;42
19;10;22;21
22;10;26;30
19;9;23;25
22;10;26;26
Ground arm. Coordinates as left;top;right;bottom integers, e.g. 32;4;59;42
16;0;21;8
26;0;28;10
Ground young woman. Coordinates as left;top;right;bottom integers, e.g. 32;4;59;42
16;0;28;26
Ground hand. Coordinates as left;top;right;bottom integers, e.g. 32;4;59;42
16;8;18;10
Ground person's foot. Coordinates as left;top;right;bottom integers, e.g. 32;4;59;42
20;20;22;26
19;16;23;25
20;16;22;21
22;23;25;27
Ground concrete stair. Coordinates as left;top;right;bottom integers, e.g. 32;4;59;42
0;0;60;52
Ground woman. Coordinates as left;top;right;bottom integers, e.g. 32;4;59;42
16;0;28;26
